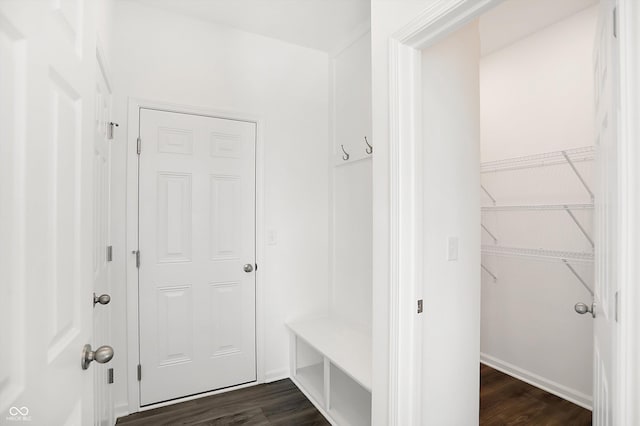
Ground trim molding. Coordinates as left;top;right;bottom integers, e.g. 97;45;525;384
125;98;266;413
617;1;640;424
480;353;593;410
381;0;640;424
114;403;129;421
264;368;289;383
387;2;503;424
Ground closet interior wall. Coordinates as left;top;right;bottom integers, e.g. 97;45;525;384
479;6;597;409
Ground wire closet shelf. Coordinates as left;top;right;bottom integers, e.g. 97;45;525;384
480;146;595;174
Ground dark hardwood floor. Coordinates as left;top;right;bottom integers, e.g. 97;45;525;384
480;364;592;425
116;379;329;426
117;366;592;425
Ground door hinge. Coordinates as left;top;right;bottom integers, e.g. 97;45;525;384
137;364;142;381
613;7;618;38
615;291;619;322
255;263;258;271
107;367;114;384
135;250;140;268
417;299;423;314
136;137;142;155
106;245;113;262
108;122;119;140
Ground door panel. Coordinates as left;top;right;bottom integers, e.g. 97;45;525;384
0;1;95;424
593;0;618;424
138;109;257;405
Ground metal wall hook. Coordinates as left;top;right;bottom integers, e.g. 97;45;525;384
340;144;350;161
364;136;373;154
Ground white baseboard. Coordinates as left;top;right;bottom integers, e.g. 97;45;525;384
114;403;130;421
264;368;289;383
480;353;592;410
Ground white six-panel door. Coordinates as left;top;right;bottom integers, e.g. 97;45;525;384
0;0;96;424
593;0;619;424
138;109;257;405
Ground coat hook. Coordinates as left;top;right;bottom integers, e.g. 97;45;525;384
340;144;350;161
364;136;373;154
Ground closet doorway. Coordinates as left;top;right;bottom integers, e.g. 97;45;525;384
135;107;258;406
419;1;610;423
386;0;638;424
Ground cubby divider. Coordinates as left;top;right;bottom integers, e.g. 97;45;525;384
288;317;372;426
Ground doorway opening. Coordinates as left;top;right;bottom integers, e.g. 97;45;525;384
419;1;600;423
386;0;628;423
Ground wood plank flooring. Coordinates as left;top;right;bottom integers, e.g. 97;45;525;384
480;364;592;425
117;366;592;425
116;379;329;426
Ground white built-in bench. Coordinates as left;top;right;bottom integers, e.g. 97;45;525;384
287;317;372;426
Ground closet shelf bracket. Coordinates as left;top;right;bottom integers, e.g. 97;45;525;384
564;205;595;248
561;150;594;201
562;259;594;296
481;223;498;244
481;263;497;282
481;185;497;206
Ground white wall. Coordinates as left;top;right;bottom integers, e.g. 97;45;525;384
95;0;115;61
420;21;481;425
479;7;597;407
330;31;373;332
109;1;330;414
480;7;597;161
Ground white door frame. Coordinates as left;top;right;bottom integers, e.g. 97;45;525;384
387;0;640;424
125;98;266;412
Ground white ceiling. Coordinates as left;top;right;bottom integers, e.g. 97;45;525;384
131;0;370;53
479;0;598;56
128;0;596;55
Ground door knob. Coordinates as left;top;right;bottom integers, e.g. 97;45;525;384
93;293;111;306
81;344;114;370
243;263;254;273
574;302;596;318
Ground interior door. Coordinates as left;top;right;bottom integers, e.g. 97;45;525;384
138;108;257;405
0;1;97;425
592;0;619;424
93;57;114;425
